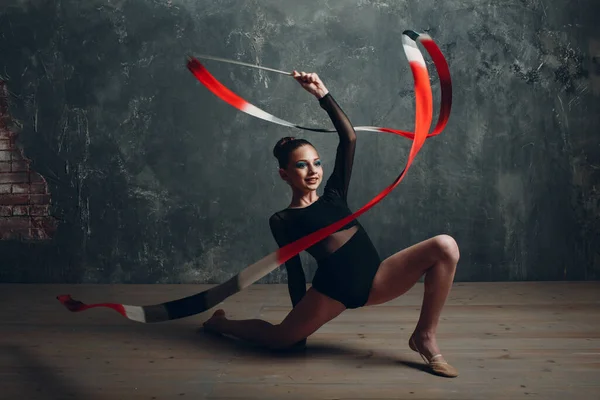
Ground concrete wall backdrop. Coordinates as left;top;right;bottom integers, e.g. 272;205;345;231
0;0;598;284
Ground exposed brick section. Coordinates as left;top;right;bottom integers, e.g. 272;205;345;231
30;194;52;204
31;183;47;194
0;81;57;240
0;194;31;205
12;183;30;194
0;216;31;229
11;160;29;172
13;205;29;216
0;172;28;184
31;205;49;216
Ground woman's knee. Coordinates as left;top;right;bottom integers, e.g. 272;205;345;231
432;234;460;264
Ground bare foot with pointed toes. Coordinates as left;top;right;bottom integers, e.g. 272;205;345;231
203;309;227;334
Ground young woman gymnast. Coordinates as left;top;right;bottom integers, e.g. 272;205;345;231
203;71;459;378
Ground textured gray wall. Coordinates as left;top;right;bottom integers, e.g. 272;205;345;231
0;0;598;283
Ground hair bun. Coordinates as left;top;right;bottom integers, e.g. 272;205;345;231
273;136;296;158
279;136;296;146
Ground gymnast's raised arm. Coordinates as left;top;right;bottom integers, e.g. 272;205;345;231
293;71;357;200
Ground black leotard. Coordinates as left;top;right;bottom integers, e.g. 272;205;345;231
269;93;381;309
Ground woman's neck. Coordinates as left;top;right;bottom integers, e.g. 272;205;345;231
288;189;319;209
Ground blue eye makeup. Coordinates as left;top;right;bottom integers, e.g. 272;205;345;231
295;160;321;169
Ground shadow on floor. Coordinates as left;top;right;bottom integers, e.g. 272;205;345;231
1;343;96;400
197;329;430;373
41;318;430;375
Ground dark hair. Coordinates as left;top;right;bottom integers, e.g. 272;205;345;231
273;136;314;168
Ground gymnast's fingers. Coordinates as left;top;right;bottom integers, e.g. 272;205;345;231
293;71;309;86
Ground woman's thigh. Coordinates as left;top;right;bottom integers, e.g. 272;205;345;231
277;287;346;344
365;235;459;306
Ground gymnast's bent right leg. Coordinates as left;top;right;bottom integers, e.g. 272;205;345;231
365;234;460;377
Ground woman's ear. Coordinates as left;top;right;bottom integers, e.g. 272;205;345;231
278;168;288;181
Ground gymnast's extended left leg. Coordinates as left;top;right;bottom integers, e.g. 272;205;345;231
203;287;345;350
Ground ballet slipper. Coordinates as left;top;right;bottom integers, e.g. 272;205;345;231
409;336;459;378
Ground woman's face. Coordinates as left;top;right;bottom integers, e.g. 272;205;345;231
280;145;323;192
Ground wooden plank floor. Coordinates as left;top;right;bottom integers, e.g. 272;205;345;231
1;282;599;400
